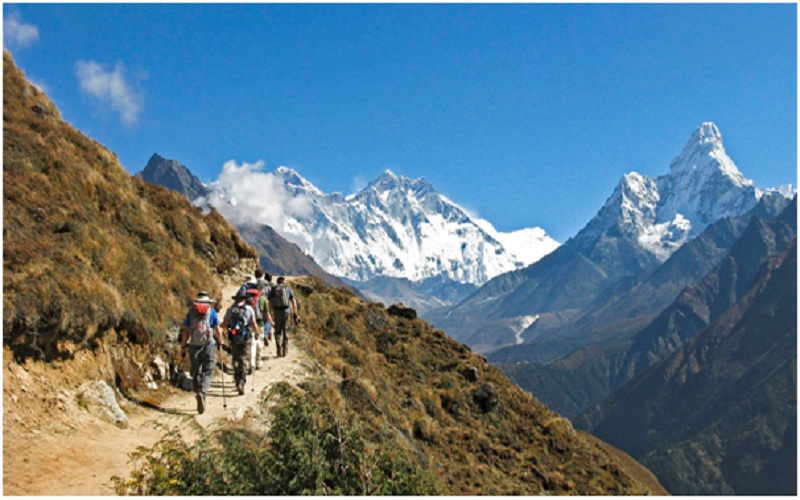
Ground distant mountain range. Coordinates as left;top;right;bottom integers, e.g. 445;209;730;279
429;123;794;355
137;153;346;288
139;156;559;311
498;197;795;418
439;122;794;495
138;153;210;202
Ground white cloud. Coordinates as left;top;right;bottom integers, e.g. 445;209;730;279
200;160;313;231
4;13;39;48
75;60;143;126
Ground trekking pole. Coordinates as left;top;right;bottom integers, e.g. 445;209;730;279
251;334;258;393
220;345;228;410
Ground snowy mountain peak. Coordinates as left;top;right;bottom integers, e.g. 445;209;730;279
689;122;723;148
218;167;559;285
274;166;323;195
580;123;772;266
669;122;750;188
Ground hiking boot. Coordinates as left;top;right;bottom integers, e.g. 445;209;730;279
196;393;206;414
237;380;245;395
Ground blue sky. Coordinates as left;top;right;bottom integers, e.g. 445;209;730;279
4;3;796;241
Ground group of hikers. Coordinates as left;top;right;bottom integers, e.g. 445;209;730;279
179;269;300;414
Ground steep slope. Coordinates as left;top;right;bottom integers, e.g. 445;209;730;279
431;122;791;355
495;198;796;418
136;153;209;202
583;242;797;495
3;50;257;362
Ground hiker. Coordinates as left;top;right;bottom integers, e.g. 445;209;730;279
252;271;274;369
251;269;273;369
255;269;272;295
238;274;263;374
221;290;260;395
180;291;223;415
268;276;299;358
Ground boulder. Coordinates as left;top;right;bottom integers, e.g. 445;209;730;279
77;380;129;428
461;366;480;382
387;303;417;320
472;382;500;413
151;356;168;381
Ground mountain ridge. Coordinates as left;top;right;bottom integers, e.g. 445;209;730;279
582;240;797;495
209;165;560;286
429;122;793;355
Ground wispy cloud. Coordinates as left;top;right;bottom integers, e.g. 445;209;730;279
75;60;143;126
3;12;39;48
200;160;313;236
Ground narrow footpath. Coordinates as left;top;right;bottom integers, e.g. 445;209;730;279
3;283;312;496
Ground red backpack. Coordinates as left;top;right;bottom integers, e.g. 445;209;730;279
241;283;262;323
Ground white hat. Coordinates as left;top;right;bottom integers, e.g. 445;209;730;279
245;275;257;285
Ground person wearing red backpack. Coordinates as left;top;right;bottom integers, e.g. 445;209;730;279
180;291;222;415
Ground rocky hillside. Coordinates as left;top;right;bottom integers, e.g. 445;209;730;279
3;49;257;362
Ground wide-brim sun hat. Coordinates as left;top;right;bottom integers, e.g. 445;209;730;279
232;292;249;301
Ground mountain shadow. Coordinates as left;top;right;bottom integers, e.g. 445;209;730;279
582;241;797;495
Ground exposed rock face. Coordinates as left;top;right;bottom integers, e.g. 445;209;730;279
137;153;210;202
472;383;499;413
77;380;129;428
387;303;417;320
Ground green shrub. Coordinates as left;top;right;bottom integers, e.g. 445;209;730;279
113;381;442;495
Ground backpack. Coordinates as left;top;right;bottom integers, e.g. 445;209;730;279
257;278;271;295
270;284;291;309
189;303;214;345
244;284;263;323
226;304;250;345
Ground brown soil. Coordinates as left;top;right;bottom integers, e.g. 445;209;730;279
3;282;311;496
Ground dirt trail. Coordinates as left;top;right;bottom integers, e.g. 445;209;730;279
3;282;311;496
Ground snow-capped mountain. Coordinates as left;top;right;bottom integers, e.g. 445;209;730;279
269;167;559;285
428;121;794;354
574;122;779;264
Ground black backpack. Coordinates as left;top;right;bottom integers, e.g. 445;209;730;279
227;305;249;345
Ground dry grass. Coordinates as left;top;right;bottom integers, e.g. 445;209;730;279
3;50;257;362
288;275;663;495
